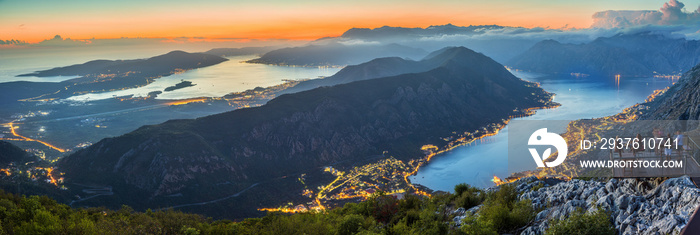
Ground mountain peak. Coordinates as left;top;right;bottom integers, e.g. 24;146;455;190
426;23;458;29
535;39;562;46
435;46;477;55
422;46;477;60
163;50;189;56
421;46;496;69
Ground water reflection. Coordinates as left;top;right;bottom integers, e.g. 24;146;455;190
410;72;676;191
66;55;341;101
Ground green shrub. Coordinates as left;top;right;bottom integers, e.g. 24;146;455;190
399;194;422;212
471;184;535;234
453;183;485;209
0;186;524;235
337;214;365;235
14;209;62;235
459;215;497;235
454;183;471;196
545;207;615;235
367;194;399;224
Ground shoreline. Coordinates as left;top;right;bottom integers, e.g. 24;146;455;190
257;91;560;213
404;101;562;192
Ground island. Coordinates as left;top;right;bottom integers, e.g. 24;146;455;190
1;51;227;104
164;80;195;92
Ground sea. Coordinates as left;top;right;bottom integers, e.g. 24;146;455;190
0;47;340;101
409;71;677;191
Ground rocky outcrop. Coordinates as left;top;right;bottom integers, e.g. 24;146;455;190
451;176;699;234
519;176;700;234
450;176;700;235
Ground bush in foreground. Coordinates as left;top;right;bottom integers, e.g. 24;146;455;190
545;207;615;235
460;184;536;234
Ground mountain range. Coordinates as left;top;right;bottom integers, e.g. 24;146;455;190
339;24;506;41
246;24;539;66
246;42;427;67
58;47;555;218
507;32;700;77
278;47;471;94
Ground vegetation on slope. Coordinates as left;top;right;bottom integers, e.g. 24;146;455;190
0;179;615;234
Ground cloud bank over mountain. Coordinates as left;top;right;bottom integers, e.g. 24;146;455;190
8;0;700;56
592;0;700;28
326;0;700;61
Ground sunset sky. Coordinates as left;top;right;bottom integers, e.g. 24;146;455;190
1;0;696;43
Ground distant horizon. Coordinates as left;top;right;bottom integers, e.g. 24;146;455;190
2;0;700;43
0;23;571;45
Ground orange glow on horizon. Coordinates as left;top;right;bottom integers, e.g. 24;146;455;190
8;21;587;44
1;2;595;43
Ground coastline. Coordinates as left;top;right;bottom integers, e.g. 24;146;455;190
257;85;560;213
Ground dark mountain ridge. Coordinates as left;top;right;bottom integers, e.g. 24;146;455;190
246;42;427;67
59;47;555;218
641;62;700;120
0;141;35;166
340;24;506;41
19;51;226;78
279;46;470;94
507;32;700;77
250;24;537;66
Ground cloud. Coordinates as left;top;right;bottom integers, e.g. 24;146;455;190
36;35;90;46
592;0;700;28
0;39;27;45
337;39;381;46
413;26;622;44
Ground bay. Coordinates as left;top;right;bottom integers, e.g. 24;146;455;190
409;72;677;191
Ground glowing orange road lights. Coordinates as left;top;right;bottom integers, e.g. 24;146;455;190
6;122;66;153
42;167;62;186
166;98;208;106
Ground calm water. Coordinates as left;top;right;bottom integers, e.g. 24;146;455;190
0;47;174;83
409;72;677;191
1;48;341;100
65;55;340;101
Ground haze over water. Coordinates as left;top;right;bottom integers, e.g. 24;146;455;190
66;55;340;101
0;47;178;83
0;51;340;101
409;71;677;191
